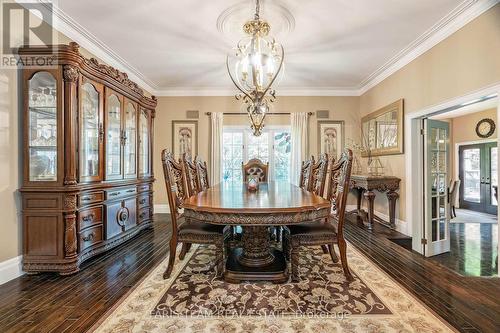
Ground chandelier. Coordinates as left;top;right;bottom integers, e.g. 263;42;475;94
226;0;284;136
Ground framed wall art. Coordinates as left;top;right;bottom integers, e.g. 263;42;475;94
172;120;198;158
317;120;345;161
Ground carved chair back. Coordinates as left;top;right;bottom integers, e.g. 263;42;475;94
195;156;210;191
299;156;315;189
326;149;353;238
242;158;269;182
181;153;201;197
161;150;188;234
308;153;329;197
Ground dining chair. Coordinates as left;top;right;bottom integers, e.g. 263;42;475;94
161;150;230;279
195;156;209;191
181;153;201;197
448;179;460;219
299;156;315;189
242;158;269;182
284;149;354;282
308;153;329;197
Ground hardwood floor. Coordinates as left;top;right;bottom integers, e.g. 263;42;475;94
0;214;498;333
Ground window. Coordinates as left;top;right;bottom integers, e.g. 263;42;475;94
222;127;291;182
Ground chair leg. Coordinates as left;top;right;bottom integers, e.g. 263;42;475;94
163;238;178;279
291;242;300;282
452;206;457;218
321;245;329;254
328;244;339;263
338;238;353;281
179;243;191;260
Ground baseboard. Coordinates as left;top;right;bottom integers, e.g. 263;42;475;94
346;205;409;236
0;255;24;285
154;204;170;214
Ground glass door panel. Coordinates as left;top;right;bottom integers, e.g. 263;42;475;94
138;109;149;177
106;93;122;179
124;100;137;178
459;142;498;214
28;71;57;182
424;119;450;257
79;81;102;181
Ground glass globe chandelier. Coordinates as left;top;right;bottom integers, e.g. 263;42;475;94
226;0;284;136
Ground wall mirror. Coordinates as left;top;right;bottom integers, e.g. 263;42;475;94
361;99;404;157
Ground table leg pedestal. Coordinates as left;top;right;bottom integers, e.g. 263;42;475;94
225;226;288;283
363;191;376;230
387;190;399;229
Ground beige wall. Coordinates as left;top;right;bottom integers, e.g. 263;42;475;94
153;96;360;206
359;5;500;222
449;108;498;180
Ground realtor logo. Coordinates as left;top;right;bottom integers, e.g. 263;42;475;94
1;0;56;68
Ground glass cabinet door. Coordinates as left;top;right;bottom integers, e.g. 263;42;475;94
105;93;123;179
28;71;58;182
79;81;102;182
138;109;150;177
123;100;137;178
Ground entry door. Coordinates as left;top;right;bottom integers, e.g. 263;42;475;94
423;119;450;257
459;142;498;214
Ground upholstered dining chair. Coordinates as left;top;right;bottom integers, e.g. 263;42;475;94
181;153;201;197
284;149;354;282
161;150;230;279
299;156;315;189
242;158;269;182
308;153;329;197
195;156;209;191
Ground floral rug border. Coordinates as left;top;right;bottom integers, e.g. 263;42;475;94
92;242;457;333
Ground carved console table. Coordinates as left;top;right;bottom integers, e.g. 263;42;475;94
349;175;401;229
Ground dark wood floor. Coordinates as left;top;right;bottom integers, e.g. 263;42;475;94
0;214;499;333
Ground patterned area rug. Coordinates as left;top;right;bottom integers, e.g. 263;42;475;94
93;244;454;333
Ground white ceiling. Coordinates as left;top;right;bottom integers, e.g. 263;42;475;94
53;0;494;95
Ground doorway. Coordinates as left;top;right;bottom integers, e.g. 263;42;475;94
459;142;498;214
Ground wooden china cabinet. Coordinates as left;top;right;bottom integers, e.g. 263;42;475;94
19;42;157;275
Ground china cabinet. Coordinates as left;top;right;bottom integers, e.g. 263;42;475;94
19;43;156;275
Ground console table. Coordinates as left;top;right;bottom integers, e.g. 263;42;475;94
350;175;401;229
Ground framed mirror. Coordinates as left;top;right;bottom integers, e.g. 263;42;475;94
361;99;404;157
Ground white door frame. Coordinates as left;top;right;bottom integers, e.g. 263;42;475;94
405;83;500;254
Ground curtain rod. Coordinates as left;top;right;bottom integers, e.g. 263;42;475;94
205;112;314;116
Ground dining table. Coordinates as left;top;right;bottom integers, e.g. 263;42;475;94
182;181;331;283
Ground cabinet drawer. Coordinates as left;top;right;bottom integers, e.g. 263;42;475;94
137;194;150;209
137;183;151;193
138;207;151;224
106;187;137;200
79;225;103;252
79;191;104;207
78;206;103;230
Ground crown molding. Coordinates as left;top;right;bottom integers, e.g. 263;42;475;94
20;0;158;94
357;0;498;95
154;87;361;97
19;0;498;97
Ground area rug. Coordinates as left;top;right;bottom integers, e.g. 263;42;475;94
92;244;455;333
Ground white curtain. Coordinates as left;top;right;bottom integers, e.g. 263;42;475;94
290;112;308;185
210;112;223;184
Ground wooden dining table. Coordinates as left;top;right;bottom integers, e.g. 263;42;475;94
182;181;331;283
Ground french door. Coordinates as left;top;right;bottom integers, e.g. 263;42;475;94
423;119;450;256
459;142;498;214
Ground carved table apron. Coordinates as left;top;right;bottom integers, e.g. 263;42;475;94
349;175;401;229
182;181;331;283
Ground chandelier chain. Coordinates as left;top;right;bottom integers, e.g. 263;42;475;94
254;0;260;20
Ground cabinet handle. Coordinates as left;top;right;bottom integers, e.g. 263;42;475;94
82;232;95;242
139;211;147;219
139;198;146;204
109;192;120;197
126;189;135;193
81;195;94;202
82;214;95;223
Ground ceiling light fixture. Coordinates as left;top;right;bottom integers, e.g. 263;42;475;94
226;0;284;136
